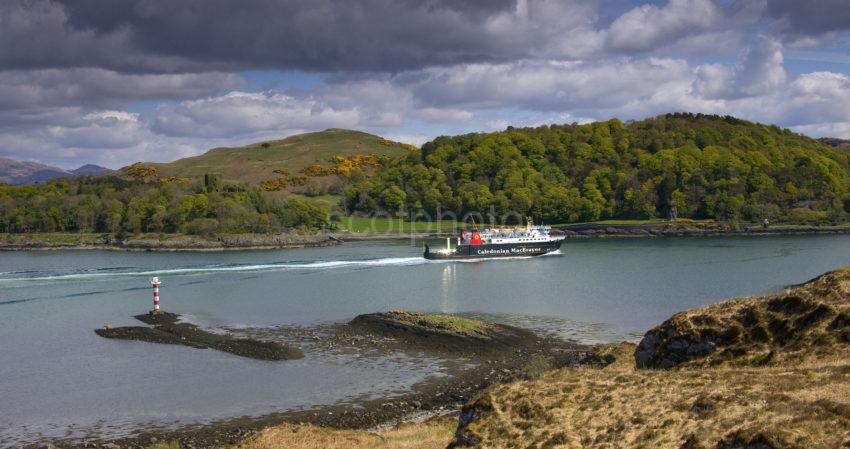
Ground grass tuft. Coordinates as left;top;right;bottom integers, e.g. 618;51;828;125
386;311;493;336
229;418;454;449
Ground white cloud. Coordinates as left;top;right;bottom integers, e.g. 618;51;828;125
0;118;162;169
791;122;850;139
606;0;722;52
152;91;362;138
46;111;146;149
381;133;429;147
783;72;850;127
694;36;786;99
150;80;478;140
412;108;474;123
400;58;695;115
736;37;786;96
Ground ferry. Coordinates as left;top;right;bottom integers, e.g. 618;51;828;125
424;219;564;260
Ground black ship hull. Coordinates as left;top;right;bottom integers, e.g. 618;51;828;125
423;239;563;260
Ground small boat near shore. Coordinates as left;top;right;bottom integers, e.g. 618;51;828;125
424;219;564;260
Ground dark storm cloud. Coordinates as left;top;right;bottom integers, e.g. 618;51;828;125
2;0;598;73
4;0;768;75
765;0;850;44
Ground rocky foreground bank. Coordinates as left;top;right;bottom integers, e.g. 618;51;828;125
451;268;850;449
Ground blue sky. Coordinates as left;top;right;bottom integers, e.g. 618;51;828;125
2;0;850;169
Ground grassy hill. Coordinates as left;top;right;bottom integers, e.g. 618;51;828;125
135;129;412;186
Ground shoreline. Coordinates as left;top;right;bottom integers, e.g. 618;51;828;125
49;314;591;449
2;223;850;252
554;221;850;239
0;232;343;252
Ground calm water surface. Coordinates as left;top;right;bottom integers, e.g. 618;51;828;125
1;235;849;445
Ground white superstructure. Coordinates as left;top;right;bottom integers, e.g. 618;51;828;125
458;219;563;245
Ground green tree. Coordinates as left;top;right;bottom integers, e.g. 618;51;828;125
381;185;407;212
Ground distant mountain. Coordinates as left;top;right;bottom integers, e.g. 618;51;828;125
0;157;71;185
124;129;412;185
820;137;850;150
71;164;113;176
0;159;114;185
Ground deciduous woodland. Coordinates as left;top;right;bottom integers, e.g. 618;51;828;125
0;176;328;235
345;113;850;223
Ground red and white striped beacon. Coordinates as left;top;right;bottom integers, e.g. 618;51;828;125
151;276;162;313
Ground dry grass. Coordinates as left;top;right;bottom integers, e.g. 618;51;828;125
454;268;850;449
457;345;850;449
148;440;181;449
228;418;455;449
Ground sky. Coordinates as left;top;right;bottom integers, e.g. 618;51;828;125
2;0;850;169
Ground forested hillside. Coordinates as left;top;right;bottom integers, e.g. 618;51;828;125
4;114;850;237
0;175;328;235
344;113;850;223
0;129;408;236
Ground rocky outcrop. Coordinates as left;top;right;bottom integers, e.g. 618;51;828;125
96;311;304;360
635;268;850;369
348;311;542;355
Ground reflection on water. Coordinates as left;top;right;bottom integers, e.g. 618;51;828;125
1;235;849;444
440;264;457;314
460;312;633;344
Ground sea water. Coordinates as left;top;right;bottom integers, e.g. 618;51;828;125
1;235;849;444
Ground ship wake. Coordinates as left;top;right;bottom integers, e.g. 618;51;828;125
1;251;562;285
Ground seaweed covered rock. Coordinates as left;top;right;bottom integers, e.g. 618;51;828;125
96;311;304;361
349;311;542;354
134;310;181;326
636;268;850;369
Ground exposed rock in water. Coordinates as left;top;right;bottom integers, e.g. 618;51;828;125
72;310;590;449
95;311;304;361
134;310;181;326
635;268;850;369
348;311;544;355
